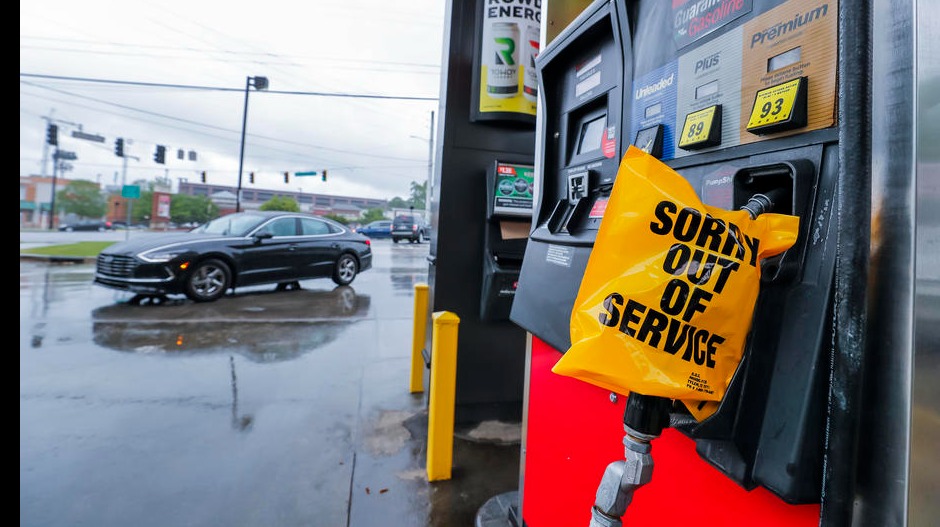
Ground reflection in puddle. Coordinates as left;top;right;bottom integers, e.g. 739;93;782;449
390;267;428;295
229;355;253;432
91;286;370;363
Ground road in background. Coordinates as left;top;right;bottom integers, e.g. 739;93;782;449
20;237;522;527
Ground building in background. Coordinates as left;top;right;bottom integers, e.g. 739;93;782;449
177;181;386;217
20;175;389;229
20;175;81;229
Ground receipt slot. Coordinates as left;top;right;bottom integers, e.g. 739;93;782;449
507;0;870;525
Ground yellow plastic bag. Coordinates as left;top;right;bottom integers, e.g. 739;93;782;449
553;146;799;421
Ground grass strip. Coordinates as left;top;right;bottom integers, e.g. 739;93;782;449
20;241;115;258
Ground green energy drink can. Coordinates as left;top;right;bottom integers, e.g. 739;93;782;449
523;25;540;101
485;22;520;98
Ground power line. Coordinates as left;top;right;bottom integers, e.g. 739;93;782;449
20;80;429;163
20;72;438;101
20;36;442;71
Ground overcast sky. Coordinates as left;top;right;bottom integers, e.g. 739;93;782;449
20;0;445;201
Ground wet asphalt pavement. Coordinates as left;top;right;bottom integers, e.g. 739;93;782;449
20;233;522;527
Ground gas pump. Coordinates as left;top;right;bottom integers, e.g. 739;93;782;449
506;0;919;525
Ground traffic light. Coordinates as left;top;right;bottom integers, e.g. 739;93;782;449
249;172;255;184
201;171;206;183
284;171;289;183
154;145;166;164
46;124;58;146
114;138;125;157
322;169;327;182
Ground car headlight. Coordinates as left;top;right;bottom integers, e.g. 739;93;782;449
139;249;186;263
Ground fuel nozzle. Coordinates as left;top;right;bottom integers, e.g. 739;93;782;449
740;186;789;219
623;393;672;438
589;394;672;527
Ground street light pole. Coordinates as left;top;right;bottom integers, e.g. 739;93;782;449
236;76;268;213
409;110;435;219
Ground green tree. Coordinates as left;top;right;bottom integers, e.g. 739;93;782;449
409;181;427;210
129;189;153;224
259;196;300;212
388;196;408;208
56;180;107;218
324;213;348;225
389;181;427;210
170;194;219;224
109;179;155;225
360;207;387;223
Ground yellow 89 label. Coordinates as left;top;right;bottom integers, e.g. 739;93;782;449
678;105;720;149
747;77;803;129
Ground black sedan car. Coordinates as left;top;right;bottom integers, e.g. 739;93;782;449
58;219;113;232
93;211;372;302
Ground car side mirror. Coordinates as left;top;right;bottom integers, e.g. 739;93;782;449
253;232;273;243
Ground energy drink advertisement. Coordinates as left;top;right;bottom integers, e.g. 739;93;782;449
476;0;541;118
486;22;521;98
523;24;540;101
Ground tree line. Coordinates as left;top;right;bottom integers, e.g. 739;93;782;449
54;178;428;226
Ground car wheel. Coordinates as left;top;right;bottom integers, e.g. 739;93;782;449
417;231;425;243
332;253;358;286
185;258;231;302
65;227;74;232
392;238;400;244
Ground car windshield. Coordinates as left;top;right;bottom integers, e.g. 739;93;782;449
394;215;415;224
192;213;267;236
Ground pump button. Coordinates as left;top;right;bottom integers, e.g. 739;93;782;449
678;105;722;151
746;76;808;135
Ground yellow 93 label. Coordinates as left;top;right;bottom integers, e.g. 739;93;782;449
678;106;718;148
747;78;801;129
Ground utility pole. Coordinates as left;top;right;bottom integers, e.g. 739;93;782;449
117;140;140;240
426;110;435;217
47;150;59;230
41;110;55;180
123;153;130;235
121;142;129;187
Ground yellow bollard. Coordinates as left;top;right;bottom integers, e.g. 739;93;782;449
410;283;430;393
426;310;460;482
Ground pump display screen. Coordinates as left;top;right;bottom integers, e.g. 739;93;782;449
768;47;802;72
696;80;719;99
577;115;606;155
645;102;662;118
